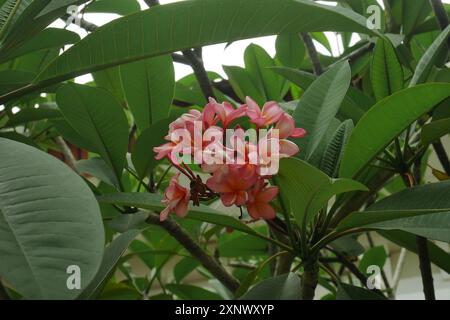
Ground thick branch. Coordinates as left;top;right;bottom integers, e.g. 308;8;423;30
145;213;240;293
416;236;436;299
300;33;323;75
182;49;216;100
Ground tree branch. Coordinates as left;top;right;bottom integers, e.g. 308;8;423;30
182;49;216;100
54;136;78;172
145;213;240;293
429;0;450;46
300;32;323;75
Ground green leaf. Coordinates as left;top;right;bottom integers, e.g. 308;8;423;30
422;118;450;145
92;67;126;104
358;246;387;274
5;106;61;127
31;0;376;90
379;230;450;274
166;284;222;300
79;230;140;299
271;66;373;123
277;158;367;228
336;283;386;300
107;211;148;233
338;181;450;242
371;38;404;101
120;55;175;130
173;257;199;283
339;83;450;179
56;83;129;186
0;28;80;63
240;273;301;300
0;138;104;299
0;69;35;95
293;61;351;159
75;158;118;188
319;119;354;177
223;65;265;105
402;0;431;35
275;33;305;69
244;44;284;101
410;25;450;87
131;117;175;179
85;0;140;15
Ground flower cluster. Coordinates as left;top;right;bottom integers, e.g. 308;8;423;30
154;97;306;222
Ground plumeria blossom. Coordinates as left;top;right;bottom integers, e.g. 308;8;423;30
246;180;279;220
246;97;284;128
160;173;191;221
154;96;307;222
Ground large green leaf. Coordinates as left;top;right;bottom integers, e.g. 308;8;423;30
409;25;450;87
370;38;403;101
379;230;450;274
339;83;450;179
277;158;367;228
293;61;351;160
120;55;175;130
0;138;104;299
0;28;79;63
26;0;375;94
337;181;450;242
56;83;129;186
240;273;301;300
84;0;140;15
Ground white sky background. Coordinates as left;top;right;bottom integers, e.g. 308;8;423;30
51;0;450;83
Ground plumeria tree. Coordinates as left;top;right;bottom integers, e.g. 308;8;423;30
0;0;449;301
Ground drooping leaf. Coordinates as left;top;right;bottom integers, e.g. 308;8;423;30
339;83;450;179
223;65;265;105
120;55;175;130
421;118;450;145
0;138;104;299
0;28;80;63
358;246;387;275
56;83;129;186
293;61;351;159
379;230;450;274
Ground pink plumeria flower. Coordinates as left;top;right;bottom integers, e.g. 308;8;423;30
206;165;258;207
160;173;191;221
205;98;247;129
275;113;307;139
245;97;284;128
246;180;279;220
